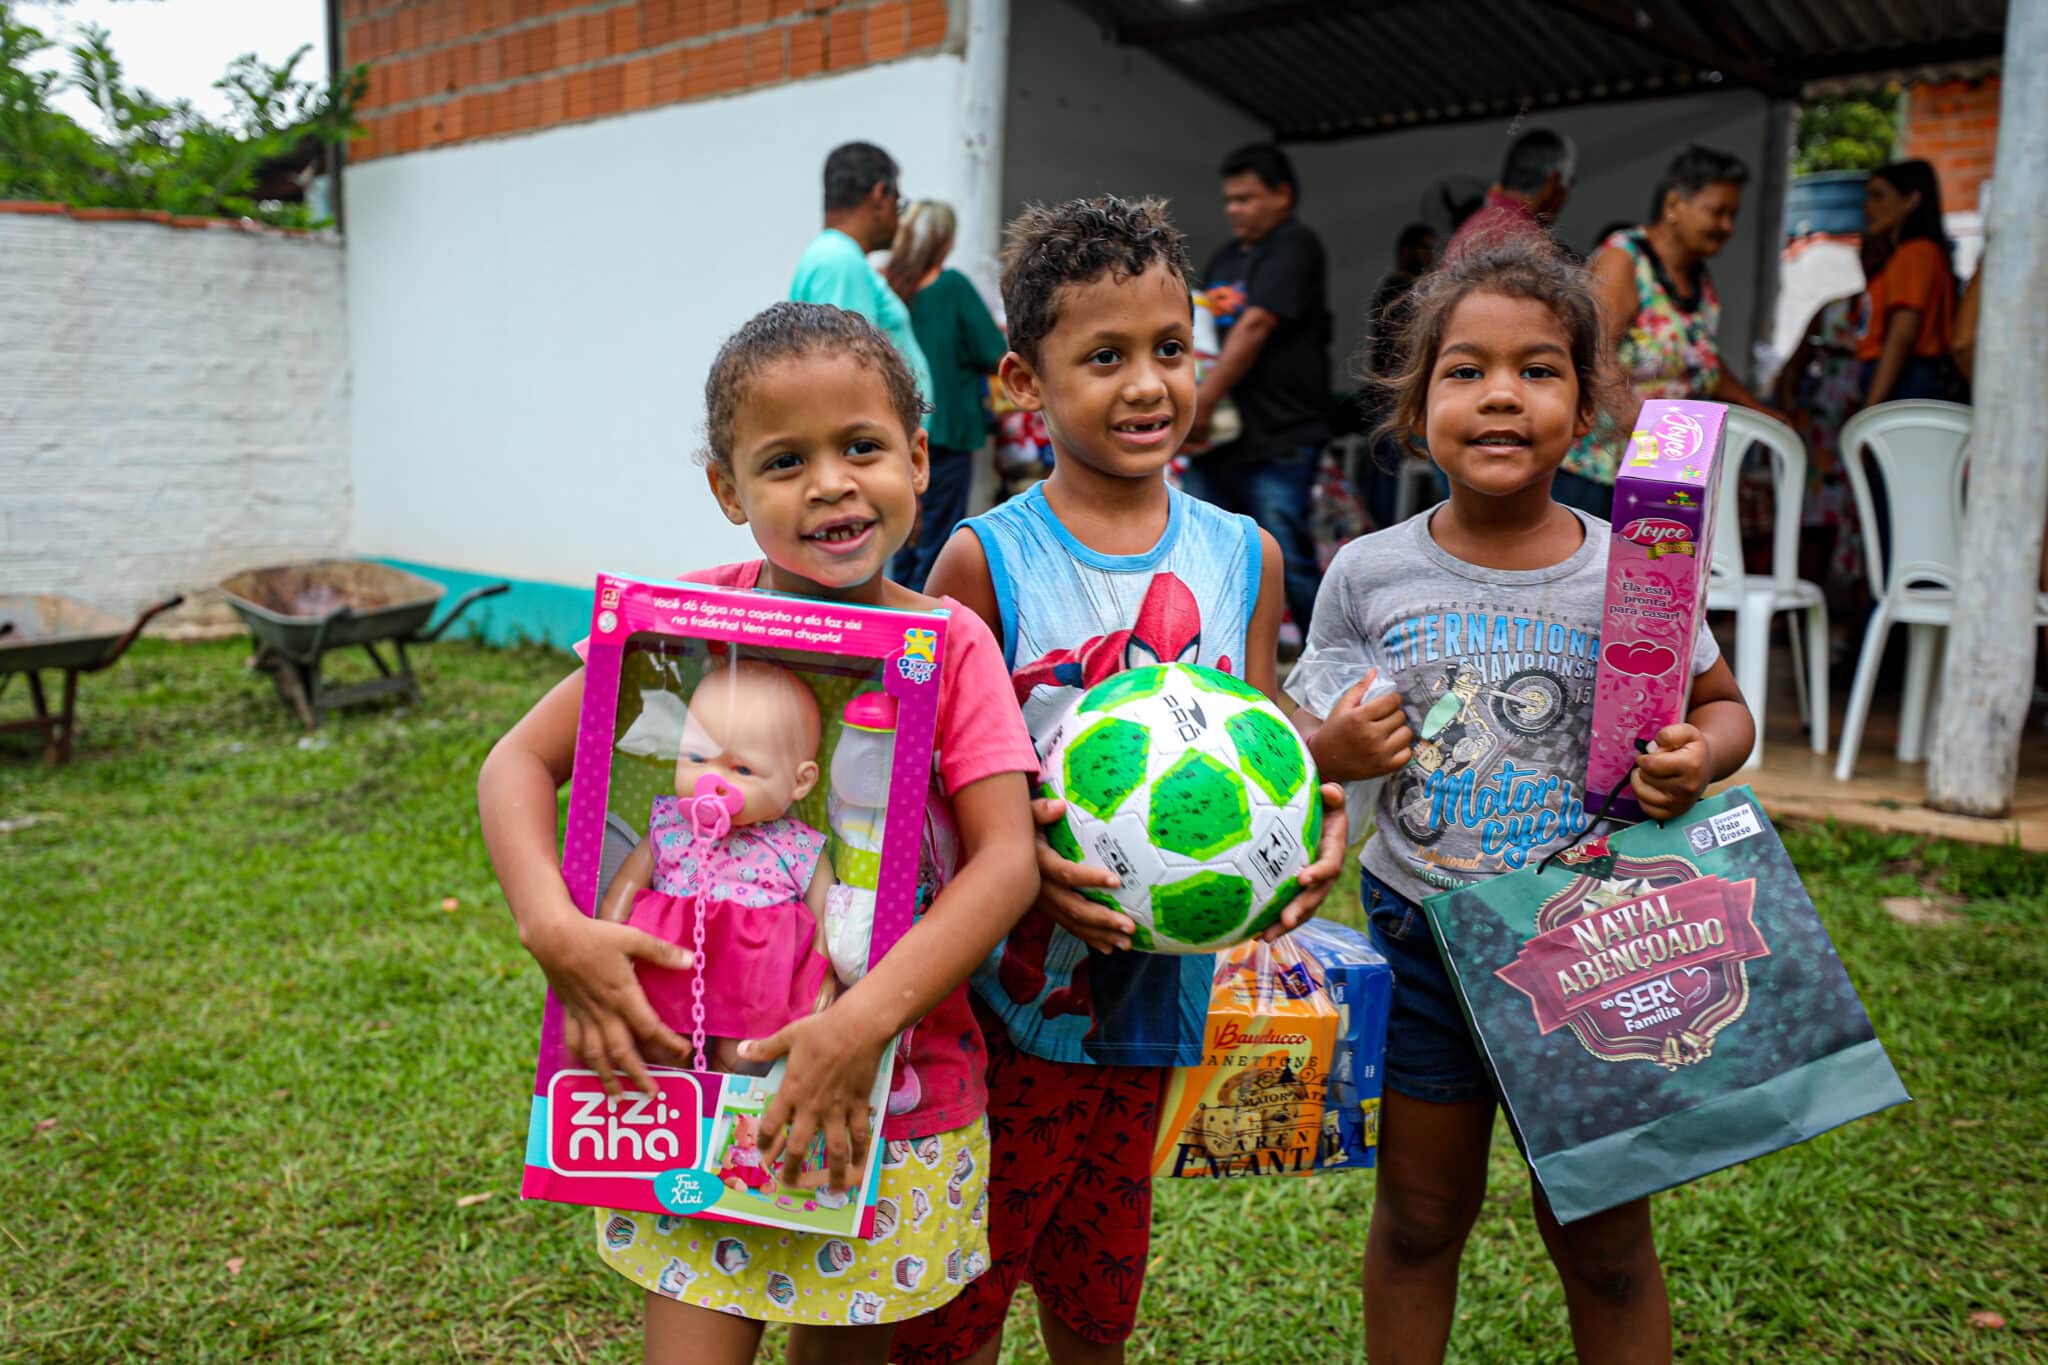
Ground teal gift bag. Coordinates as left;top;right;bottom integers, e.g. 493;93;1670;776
1422;786;1908;1224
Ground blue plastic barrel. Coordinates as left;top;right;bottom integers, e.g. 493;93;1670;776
1783;171;1868;241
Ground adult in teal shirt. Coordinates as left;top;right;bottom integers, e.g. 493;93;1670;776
882;200;1007;590
788;142;932;412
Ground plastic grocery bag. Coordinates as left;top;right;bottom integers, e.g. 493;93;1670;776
1422;786;1909;1223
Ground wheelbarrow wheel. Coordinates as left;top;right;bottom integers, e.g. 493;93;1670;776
255;649;320;730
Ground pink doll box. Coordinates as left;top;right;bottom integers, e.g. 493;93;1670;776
521;574;948;1240
1586;400;1728;824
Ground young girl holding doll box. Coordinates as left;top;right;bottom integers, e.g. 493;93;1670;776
478;303;1039;1364
1288;239;1754;1364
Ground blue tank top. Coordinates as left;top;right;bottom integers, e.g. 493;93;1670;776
967;482;1262;1066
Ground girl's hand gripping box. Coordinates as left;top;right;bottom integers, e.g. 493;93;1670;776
520;574;948;1240
1586;400;1728;822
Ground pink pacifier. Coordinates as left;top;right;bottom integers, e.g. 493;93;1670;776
689;772;746;841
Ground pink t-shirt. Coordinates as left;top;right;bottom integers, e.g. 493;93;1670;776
1443;187;1547;264
581;560;1036;1138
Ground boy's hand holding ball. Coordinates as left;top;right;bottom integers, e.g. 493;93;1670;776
1630;722;1715;821
1258;782;1347;942
1031;781;1349;951
1032;796;1136;953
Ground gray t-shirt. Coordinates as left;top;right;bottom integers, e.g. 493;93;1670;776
1287;509;1720;907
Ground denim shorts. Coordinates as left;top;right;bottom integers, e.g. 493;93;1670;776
1362;867;1494;1105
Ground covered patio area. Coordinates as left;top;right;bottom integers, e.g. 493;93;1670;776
1028;0;2038;826
1722;635;2048;849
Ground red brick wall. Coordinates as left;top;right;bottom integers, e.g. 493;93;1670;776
342;0;955;161
1903;78;2000;216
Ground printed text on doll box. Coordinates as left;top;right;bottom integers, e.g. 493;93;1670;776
665;599;860;648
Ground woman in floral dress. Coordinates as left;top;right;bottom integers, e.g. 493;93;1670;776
1555;145;1781;519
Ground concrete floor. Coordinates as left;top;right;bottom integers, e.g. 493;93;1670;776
1719;638;2048;851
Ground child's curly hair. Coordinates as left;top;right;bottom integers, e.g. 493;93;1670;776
1000;195;1193;365
701;302;928;470
1370;237;1622;452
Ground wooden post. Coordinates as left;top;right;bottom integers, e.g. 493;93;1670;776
1928;0;2048;817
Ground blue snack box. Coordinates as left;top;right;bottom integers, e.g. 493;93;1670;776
1294;919;1393;1171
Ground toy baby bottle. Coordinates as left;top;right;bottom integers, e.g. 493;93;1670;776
824;692;896;985
824;692;927;1115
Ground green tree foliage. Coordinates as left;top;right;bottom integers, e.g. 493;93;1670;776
0;1;365;228
1794;92;1902;176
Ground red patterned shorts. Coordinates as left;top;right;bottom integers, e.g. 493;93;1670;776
890;1003;1166;1360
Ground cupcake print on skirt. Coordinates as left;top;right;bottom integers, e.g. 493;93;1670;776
594;1118;991;1325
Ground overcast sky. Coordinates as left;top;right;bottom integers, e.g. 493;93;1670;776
23;0;328;129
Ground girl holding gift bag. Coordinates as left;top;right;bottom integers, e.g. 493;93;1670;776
1287;239;1754;1364
479;302;1039;1363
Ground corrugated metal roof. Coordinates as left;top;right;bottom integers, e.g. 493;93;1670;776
1076;0;2008;139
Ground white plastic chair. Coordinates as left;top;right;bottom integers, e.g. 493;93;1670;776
1331;433;1442;528
1394;456;1440;523
1707;409;1828;768
1834;400;1974;780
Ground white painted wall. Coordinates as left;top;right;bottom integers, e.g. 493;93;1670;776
0;214;350;614
1288;92;1777;385
345;54;978;589
1001;0;1264;270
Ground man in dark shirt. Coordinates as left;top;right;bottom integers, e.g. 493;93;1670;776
1186;142;1334;643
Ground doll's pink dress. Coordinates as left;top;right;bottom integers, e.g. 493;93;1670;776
627;795;831;1043
720;1136;773;1192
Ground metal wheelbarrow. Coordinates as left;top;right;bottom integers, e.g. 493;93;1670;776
0;594;185;764
218;560;508;728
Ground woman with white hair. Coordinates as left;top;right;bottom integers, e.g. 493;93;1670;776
1555;144;1780;518
885;200;1008;591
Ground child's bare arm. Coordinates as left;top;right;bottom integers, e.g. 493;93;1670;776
807;861;839;1011
803;853;835;921
747;770;1038;1189
595;841;654;923
1234;529;1349;934
927;531;1130;951
925;529;1000;641
1630;658;1755;821
480;669;584;919
1245;529;1285;700
478;668;690;1097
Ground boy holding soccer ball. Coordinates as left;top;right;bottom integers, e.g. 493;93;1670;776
893;196;1348;1364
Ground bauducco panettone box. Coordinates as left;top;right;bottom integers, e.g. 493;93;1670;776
1151;941;1338;1179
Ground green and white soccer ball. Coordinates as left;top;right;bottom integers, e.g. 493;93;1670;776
1039;663;1323;955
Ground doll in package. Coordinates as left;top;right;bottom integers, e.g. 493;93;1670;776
598;659;838;1077
522;575;950;1238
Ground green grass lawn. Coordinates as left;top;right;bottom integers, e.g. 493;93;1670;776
3;639;2043;1362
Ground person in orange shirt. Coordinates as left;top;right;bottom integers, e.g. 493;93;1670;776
1857;160;1962;407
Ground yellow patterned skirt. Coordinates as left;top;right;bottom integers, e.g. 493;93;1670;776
594;1119;990;1326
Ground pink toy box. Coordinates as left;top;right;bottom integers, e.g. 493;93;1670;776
1586;400;1728;823
520;573;949;1240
